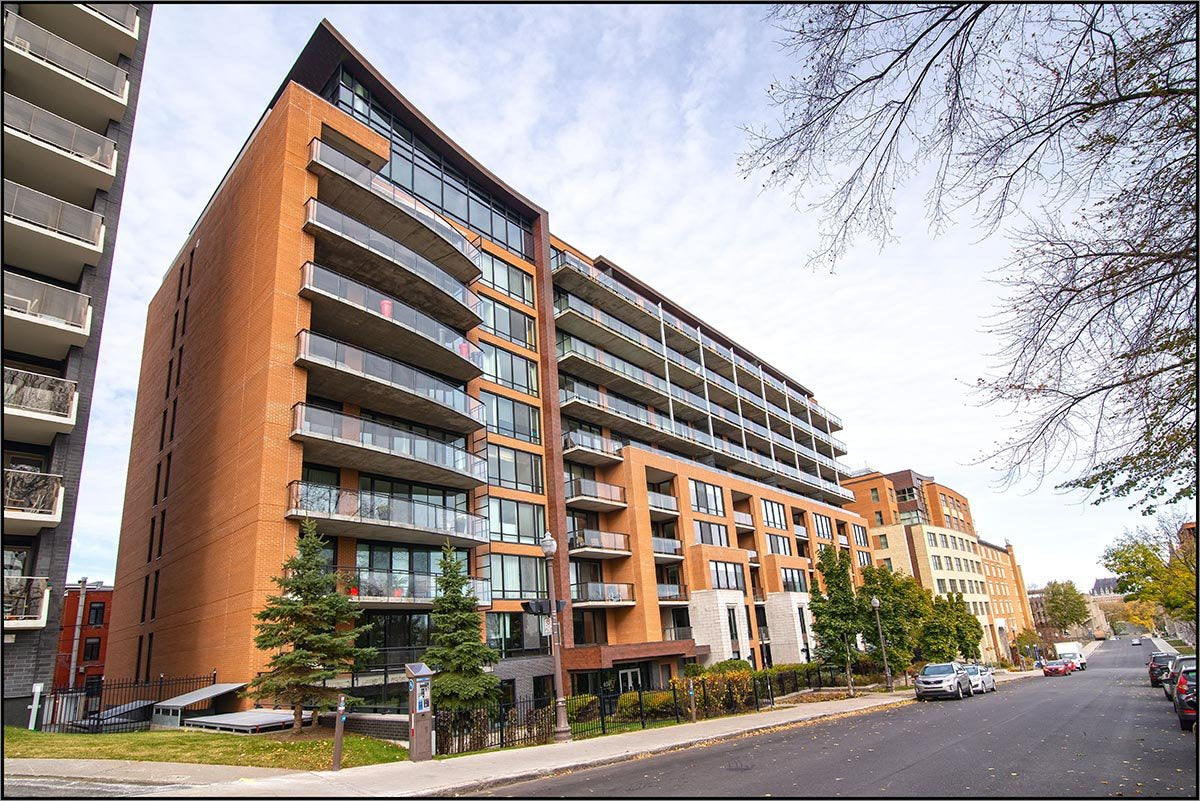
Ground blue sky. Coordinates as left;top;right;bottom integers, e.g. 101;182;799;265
68;4;1181;589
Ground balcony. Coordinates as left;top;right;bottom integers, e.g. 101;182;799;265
563;478;627;513
551;250;674;344
2;12;128;130
3;93;117;206
308;139;481;283
647;491;679;521
299;262;482;381
747;549;761;566
3;180;104;281
567;529;631;559
285;481;488;549
330;565;490;608
3;469;65;535
757;625;771;642
562;430;623;466
3;367;78;444
837;534;850;547
553;292;669;374
2;576;51;630
302;198;480;330
18;4;139;62
2;272;92;358
571;582;635;608
651;536;684;563
733;511;754;531
657;584;688;605
794;524;809;540
557;388;713;462
663;626;693;642
295;330;484;434
290;404;485;490
752;587;766;604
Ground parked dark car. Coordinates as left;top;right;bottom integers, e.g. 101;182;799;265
1162;655;1197;701
1043;660;1071;677
915;662;973;700
1147;652;1175;686
1172;667;1196;732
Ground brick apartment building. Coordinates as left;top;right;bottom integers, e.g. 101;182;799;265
52;579;112;689
843;468;1035;663
105;20;873;705
2;2;151;724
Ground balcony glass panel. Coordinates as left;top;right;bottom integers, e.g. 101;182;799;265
663;626;692;641
553;293;664;356
558;335;668;392
657;584;687;601
564;478;625;504
305;199;479;315
568;529;629;552
293;404;485;481
647;491;678;512
3;180;103;246
651;536;682;556
297;331;483;424
3;367;75;417
287;480;488;543
3;468;62;514
310;139;482;269
733;511;754;527
3;12;127;96
571;582;634;603
330;565;490;605
2;575;48;621
303;263;482;370
85;4;139;30
563;430;622;457
3;93;117;169
2;273;90;328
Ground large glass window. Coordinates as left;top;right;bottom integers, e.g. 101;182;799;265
761;499;787;529
480;391;541;444
479;252;535;307
811;514;833;539
694;520;730;547
767;534;792;556
781;568;807;593
480;342;539;397
485;611;548;657
358;474;468;511
573;610;608;645
487;444;544;492
488;553;547;599
480;296;537;350
488;497;545;545
709;560;745;591
852;524;869;548
689;479;725;516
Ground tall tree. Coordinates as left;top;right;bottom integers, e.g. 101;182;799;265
422;542;501;710
1102;508;1197;624
916;596;960;663
858;564;932;670
245;518;376;732
948;593;983;661
741;5;1197;513
809;546;865;693
1041;580;1091;633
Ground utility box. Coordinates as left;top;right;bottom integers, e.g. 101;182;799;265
405;662;436;761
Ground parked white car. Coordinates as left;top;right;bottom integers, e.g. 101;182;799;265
964;664;997;693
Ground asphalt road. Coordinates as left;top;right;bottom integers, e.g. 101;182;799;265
479;640;1197;798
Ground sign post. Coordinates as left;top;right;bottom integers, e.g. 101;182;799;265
28;682;43;731
405;662;436;761
331;695;346;771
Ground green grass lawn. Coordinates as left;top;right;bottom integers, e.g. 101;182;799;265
3;725;406;771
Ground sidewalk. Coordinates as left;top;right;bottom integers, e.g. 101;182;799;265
3;758;294;786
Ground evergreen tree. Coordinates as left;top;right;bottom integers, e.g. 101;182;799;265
858;565;933;671
809;546;864;694
422;541;500;709
245;518;376;732
948;593;984;661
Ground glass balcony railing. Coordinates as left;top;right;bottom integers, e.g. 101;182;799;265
296;331;484;425
85;3;139;31
752;587;766;602
292;403;485;482
837;534;850;547
568;529;630;552
562;430;622;457
3;93;117;169
304;199;479;316
2;272;91;329
663;626;693;641
3;367;76;418
657;583;687;601
652;536;682;556
757;625;771;641
647;491;678;512
794;524;809;539
571;582;634;603
302;262;482;371
734;511;754;528
309;139;482;270
2;575;49;623
328;565;491;606
3;12;128;97
747;549;760;563
564;477;625;504
554;292;665;358
3;468;62;515
287;481;489;544
557;335;669;393
4;179;103;246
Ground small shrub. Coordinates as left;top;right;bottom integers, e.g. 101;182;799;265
566;694;598;723
682;663;706;677
708;659;754;674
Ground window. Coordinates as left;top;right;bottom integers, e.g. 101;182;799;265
869;488;879;502
146;518;155;563
689;479;725;516
857;551;872;567
157;510;166;558
811;514;833;539
150;571;160;620
761;499;787;529
694;520;730;547
175;346;183;387
726;606;740;641
485;611;547;657
709;561;745;591
162;454;172;499
159;409;167;451
940;533;949;548
487;444;543;492
488;497;545;545
573;610;607;645
937;579;947;593
954;557;963;571
882;558;893;570
480;391;541;443
874;511;884;526
895;487;917;502
931;555;943;570
165;359;172;398
83;637;101;661
140;575;149;623
134;636;143;683
878;533;889;549
169;399;177;441
87;602;105;626
927;531;937;547
767;533;792;556
145;632;154;678
480;296;537;350
781;568;807;593
488;553;547;599
852;524;869;547
153;463;161;505
480;342;539;396
479;252;535;307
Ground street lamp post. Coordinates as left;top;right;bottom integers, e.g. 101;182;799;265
541;533;572;743
870;595;894;692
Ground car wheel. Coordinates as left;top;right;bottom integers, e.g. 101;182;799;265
956;684;964;700
1181;717;1193;732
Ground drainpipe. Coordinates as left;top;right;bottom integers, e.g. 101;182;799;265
67;578;87;689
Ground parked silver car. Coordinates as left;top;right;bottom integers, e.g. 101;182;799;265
915;662;973;700
965;664;997;693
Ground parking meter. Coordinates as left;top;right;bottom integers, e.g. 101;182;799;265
405;662;436;761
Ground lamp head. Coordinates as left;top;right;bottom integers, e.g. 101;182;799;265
541;533;557;558
870;595;880;609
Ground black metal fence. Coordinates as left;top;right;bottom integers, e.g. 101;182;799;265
40;674;216;734
434;695;555;755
